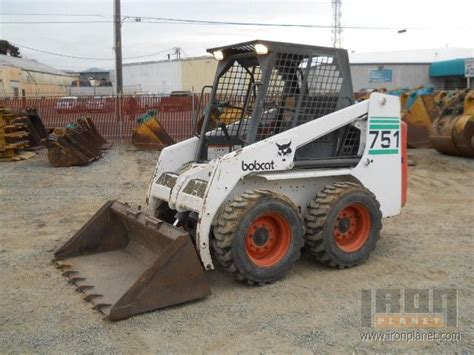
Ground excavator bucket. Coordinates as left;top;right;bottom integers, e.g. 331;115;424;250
401;89;439;148
53;201;210;321
430;91;474;157
46;117;111;167
430;114;474;157
132;115;175;150
17;108;48;149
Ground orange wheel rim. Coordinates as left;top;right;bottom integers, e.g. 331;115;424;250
245;212;292;267
334;203;371;252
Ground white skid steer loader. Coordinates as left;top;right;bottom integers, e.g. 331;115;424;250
54;40;408;321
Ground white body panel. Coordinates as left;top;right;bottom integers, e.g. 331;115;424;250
147;93;402;269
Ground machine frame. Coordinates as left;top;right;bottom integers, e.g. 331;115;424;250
148;92;404;270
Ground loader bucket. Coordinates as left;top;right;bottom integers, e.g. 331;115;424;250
429;114;474;157
18;108;48;148
131;117;175;150
402;94;439;148
53;201;210;321
429;91;474;157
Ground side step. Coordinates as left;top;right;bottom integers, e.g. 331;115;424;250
53;201;210;321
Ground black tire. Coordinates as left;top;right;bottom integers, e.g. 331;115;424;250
212;189;304;285
305;182;382;268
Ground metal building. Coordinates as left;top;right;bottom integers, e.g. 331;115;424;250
122;56;217;94
349;48;474;91
123;48;474;95
0;54;77;98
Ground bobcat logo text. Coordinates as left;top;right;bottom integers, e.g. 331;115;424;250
241;160;275;172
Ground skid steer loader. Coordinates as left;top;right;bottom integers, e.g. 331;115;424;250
54;40;407;321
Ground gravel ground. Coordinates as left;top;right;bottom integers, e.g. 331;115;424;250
0;145;473;354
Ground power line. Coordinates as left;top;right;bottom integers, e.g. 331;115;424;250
11;42;176;61
124;49;179;60
1;21;112;24
1;15;471;30
0;12;107;17
134;16;341;28
0;17;412;30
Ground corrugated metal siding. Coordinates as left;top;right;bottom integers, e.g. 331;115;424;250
0;66;76;97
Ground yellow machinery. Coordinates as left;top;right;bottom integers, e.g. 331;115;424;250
131;110;175;150
355;87;473;153
430;90;474;157
0;106;34;161
400;88;440;148
195;106;244;133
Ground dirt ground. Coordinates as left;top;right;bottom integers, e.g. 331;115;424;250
1;145;473;354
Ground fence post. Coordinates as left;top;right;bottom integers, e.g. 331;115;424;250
115;94;123;142
119;94;123;142
191;93;195;133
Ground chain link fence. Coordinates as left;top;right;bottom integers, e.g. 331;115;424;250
0;94;204;142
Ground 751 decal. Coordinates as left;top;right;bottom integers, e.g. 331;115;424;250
367;116;400;155
370;130;400;149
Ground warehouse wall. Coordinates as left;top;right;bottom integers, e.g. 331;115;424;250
123;60;181;94
69;86;115;96
181;57;217;93
350;63;434;91
0;66;76;97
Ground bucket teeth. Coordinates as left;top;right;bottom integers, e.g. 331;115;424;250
56;263;71;270
76;285;94;292
62;270;79;277
92;303;112;313
84;294;103;302
57;264;109;316
68;277;86;285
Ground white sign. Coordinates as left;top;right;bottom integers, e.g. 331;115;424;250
465;58;474;78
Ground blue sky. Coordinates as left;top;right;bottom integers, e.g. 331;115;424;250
1;0;473;71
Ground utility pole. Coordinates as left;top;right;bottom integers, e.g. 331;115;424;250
331;0;343;48
114;0;123;95
113;0;123;139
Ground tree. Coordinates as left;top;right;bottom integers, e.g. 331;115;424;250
0;40;21;57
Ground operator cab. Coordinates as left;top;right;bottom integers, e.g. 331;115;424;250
194;40;361;168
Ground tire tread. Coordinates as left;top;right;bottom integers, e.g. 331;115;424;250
304;182;382;268
213;189;303;285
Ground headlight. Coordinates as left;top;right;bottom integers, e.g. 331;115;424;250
213;50;224;60
255;44;268;55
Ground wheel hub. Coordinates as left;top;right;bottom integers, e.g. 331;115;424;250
253;228;269;246
334;203;371;253
337;218;351;233
245;212;292;268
